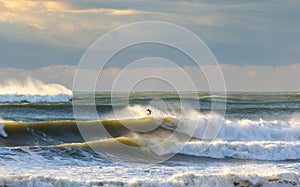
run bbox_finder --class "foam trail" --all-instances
[0,78,72,96]
[216,118,300,141]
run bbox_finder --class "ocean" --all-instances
[0,92,299,187]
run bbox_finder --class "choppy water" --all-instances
[0,92,299,187]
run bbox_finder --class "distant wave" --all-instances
[0,78,72,96]
[0,94,72,103]
[0,78,72,103]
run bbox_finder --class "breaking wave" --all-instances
[0,79,72,103]
[1,112,299,161]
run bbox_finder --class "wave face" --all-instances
[0,92,299,187]
[1,116,299,161]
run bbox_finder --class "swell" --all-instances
[2,137,299,163]
[0,121,85,146]
[2,91,299,104]
[0,118,176,147]
[72,138,300,161]
[1,115,300,161]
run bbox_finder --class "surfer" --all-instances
[146,108,152,116]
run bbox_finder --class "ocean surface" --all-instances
[0,91,299,187]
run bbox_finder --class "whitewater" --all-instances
[0,79,72,103]
[0,85,299,187]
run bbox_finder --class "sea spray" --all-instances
[0,124,7,138]
[0,78,72,103]
[0,78,72,96]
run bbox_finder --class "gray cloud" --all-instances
[0,64,299,91]
[0,0,299,69]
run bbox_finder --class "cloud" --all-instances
[0,0,300,68]
[0,0,38,11]
[246,70,256,78]
[43,1,69,11]
[58,8,155,15]
[0,64,300,91]
[27,22,46,31]
[0,0,161,49]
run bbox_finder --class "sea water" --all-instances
[0,92,299,187]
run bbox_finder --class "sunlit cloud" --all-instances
[0,0,158,44]
[59,8,154,15]
[0,0,38,11]
[109,9,147,15]
[43,1,69,11]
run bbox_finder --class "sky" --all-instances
[0,0,300,91]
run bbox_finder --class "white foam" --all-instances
[0,78,72,96]
[215,118,300,141]
[0,124,7,138]
[0,164,299,187]
[0,144,299,186]
[158,111,300,142]
[179,140,300,160]
[143,138,300,161]
[107,106,300,142]
[174,114,300,141]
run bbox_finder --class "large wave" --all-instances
[0,79,72,103]
[1,115,299,161]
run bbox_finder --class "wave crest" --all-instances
[0,78,72,96]
[0,79,72,103]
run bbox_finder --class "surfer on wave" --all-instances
[146,108,152,116]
